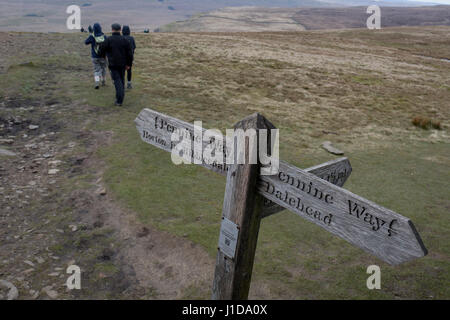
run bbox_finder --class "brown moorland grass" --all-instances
[0,26,449,299]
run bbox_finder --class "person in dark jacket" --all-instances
[98,23,133,106]
[122,25,136,89]
[85,23,107,89]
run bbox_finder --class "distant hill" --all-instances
[321,0,446,6]
[0,0,445,32]
[155,7,307,32]
[155,5,450,32]
[293,5,450,30]
[0,0,327,32]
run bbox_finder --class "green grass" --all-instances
[1,30,449,299]
[91,82,449,299]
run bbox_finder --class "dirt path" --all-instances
[3,28,448,300]
[0,96,215,300]
[0,32,215,300]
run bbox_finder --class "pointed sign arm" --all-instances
[257,161,428,265]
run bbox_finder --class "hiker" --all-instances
[122,25,136,89]
[84,23,107,89]
[98,23,133,106]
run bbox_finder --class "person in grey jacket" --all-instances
[85,23,107,89]
[122,25,136,89]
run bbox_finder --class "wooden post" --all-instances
[212,113,276,300]
[135,107,427,297]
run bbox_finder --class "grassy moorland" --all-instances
[157,6,450,32]
[0,27,449,299]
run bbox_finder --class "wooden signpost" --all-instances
[261,157,352,218]
[135,108,427,300]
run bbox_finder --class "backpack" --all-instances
[93,35,105,55]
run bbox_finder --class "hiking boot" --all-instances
[101,80,106,87]
[114,101,122,107]
[127,82,132,89]
[95,82,100,90]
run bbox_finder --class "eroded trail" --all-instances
[0,32,215,300]
[1,28,449,300]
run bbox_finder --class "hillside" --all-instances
[156,5,450,32]
[293,5,450,29]
[0,0,327,32]
[1,26,449,299]
[155,7,307,32]
[0,0,446,32]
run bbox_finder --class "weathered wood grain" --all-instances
[135,108,352,216]
[135,108,229,175]
[261,158,352,218]
[257,162,428,265]
[212,113,275,300]
[135,108,428,265]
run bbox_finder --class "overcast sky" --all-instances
[409,0,450,4]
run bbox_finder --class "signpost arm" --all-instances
[261,157,352,218]
[212,113,275,300]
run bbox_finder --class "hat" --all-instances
[111,23,121,31]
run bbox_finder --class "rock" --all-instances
[321,141,344,155]
[48,169,60,175]
[48,160,62,166]
[35,257,45,264]
[93,221,103,228]
[71,156,87,166]
[29,289,39,299]
[42,286,58,299]
[43,153,53,159]
[48,272,60,277]
[0,148,16,157]
[137,227,150,238]
[28,125,39,130]
[24,260,35,267]
[0,139,14,144]
[69,225,78,232]
[101,248,115,261]
[0,280,19,300]
[96,188,107,196]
